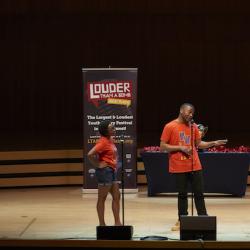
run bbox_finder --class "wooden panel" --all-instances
[0,150,83,161]
[137,175,147,184]
[0,163,83,174]
[137,162,144,171]
[0,176,83,187]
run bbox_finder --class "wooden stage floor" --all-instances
[1,185,250,248]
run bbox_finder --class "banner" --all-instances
[82,68,138,191]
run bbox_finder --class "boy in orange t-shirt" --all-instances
[160,103,227,231]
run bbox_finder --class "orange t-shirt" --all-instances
[160,119,202,173]
[94,136,118,170]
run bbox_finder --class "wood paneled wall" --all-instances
[0,149,249,188]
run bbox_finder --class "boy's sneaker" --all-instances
[171,220,180,231]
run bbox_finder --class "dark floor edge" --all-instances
[0,239,250,249]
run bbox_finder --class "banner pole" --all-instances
[121,138,125,225]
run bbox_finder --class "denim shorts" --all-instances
[95,167,117,186]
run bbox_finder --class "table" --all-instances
[141,152,250,197]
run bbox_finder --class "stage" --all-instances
[0,185,250,249]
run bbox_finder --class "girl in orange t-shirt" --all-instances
[88,120,122,226]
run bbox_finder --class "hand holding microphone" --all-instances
[180,145,192,155]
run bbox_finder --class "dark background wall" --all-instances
[0,0,250,150]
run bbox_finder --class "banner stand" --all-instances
[83,68,138,193]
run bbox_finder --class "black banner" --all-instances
[83,68,138,191]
